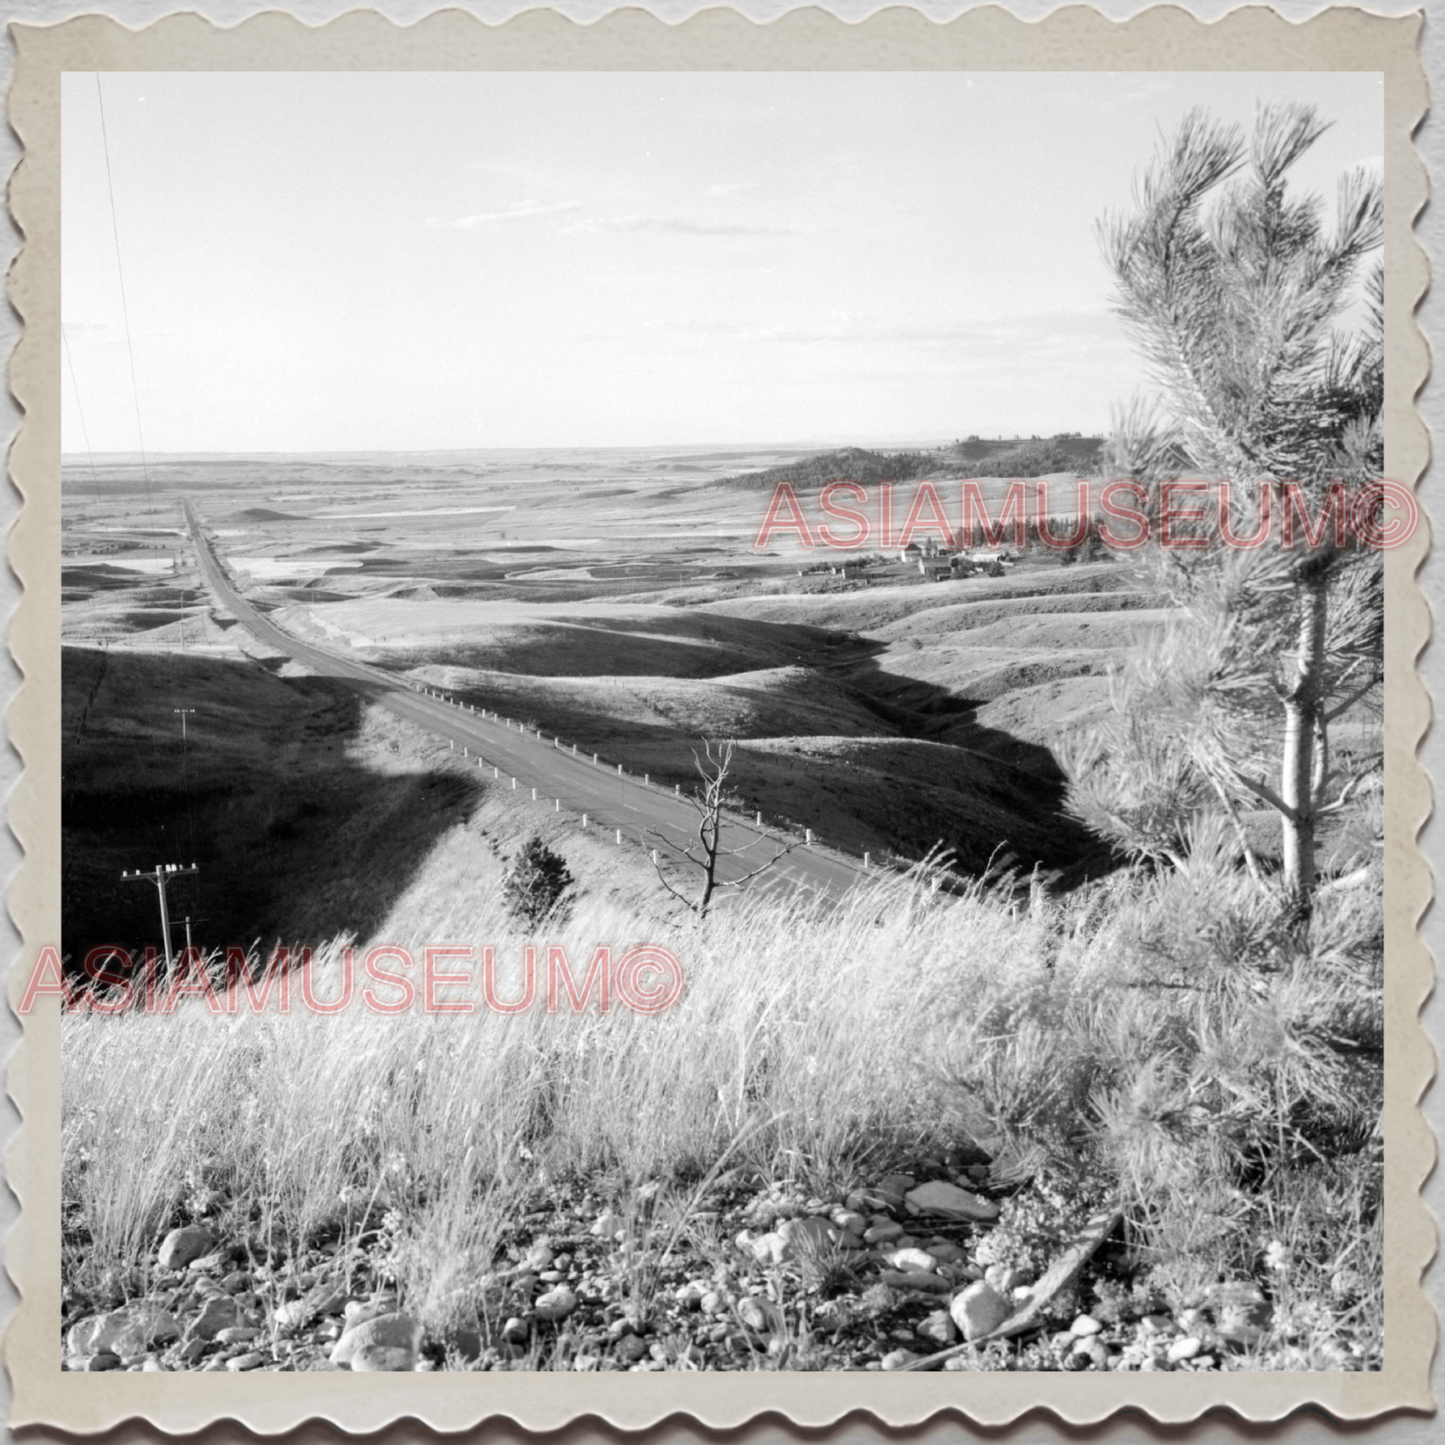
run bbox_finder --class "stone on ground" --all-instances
[949,1280,1013,1341]
[157,1224,216,1270]
[330,1312,423,1369]
[67,1301,179,1358]
[534,1286,578,1322]
[904,1181,999,1222]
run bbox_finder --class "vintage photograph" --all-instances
[51,66,1393,1377]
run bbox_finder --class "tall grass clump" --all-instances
[63,826,1381,1361]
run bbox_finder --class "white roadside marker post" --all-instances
[864,852,871,868]
[615,829,622,845]
[756,811,763,826]
[617,763,623,775]
[806,829,814,846]
[512,777,517,790]
[555,799,560,812]
[582,814,588,827]
[532,788,537,801]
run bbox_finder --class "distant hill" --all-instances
[717,447,939,492]
[718,437,1106,490]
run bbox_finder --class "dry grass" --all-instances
[62,840,1383,1365]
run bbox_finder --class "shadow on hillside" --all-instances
[61,646,485,977]
[405,614,1120,889]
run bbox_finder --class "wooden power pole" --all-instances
[121,862,198,970]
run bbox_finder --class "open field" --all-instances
[62,447,1139,968]
[59,447,1384,1375]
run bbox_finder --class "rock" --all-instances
[745,1232,786,1265]
[187,1251,233,1273]
[880,1347,920,1370]
[591,1210,624,1239]
[344,1297,400,1327]
[776,1216,837,1258]
[501,1316,530,1344]
[949,1281,1013,1342]
[888,1248,937,1274]
[220,1271,252,1294]
[273,1299,312,1331]
[187,1296,245,1341]
[832,1210,867,1235]
[736,1297,772,1333]
[330,1312,423,1369]
[1168,1336,1203,1363]
[916,1309,957,1347]
[904,1181,999,1222]
[534,1286,578,1322]
[1070,1314,1103,1337]
[615,1334,651,1364]
[524,1244,556,1271]
[699,1291,724,1316]
[1072,1336,1108,1368]
[64,1354,115,1372]
[142,1357,167,1371]
[879,1270,951,1295]
[1208,1281,1273,1347]
[157,1225,216,1271]
[1139,1314,1174,1336]
[985,1263,1030,1293]
[863,1222,903,1244]
[214,1327,259,1345]
[878,1173,915,1195]
[177,1338,209,1364]
[67,1301,180,1358]
[225,1351,266,1371]
[351,1345,418,1371]
[928,1242,967,1264]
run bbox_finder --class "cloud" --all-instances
[441,199,583,229]
[560,214,798,237]
[707,181,762,197]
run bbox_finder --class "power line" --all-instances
[94,73,151,499]
[61,324,102,502]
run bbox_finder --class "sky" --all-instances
[60,70,1383,455]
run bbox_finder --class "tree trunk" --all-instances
[1280,571,1328,903]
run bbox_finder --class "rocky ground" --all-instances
[63,1150,1319,1374]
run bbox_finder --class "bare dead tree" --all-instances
[646,739,799,919]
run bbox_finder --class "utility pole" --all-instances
[121,863,198,970]
[173,707,195,742]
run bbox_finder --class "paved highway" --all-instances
[181,501,870,907]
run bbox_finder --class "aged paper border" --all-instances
[4,3,1432,1434]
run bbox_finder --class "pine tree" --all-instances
[501,835,576,928]
[1064,103,1384,909]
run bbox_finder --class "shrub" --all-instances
[501,835,575,928]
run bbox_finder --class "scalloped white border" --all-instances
[3,4,1433,1434]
